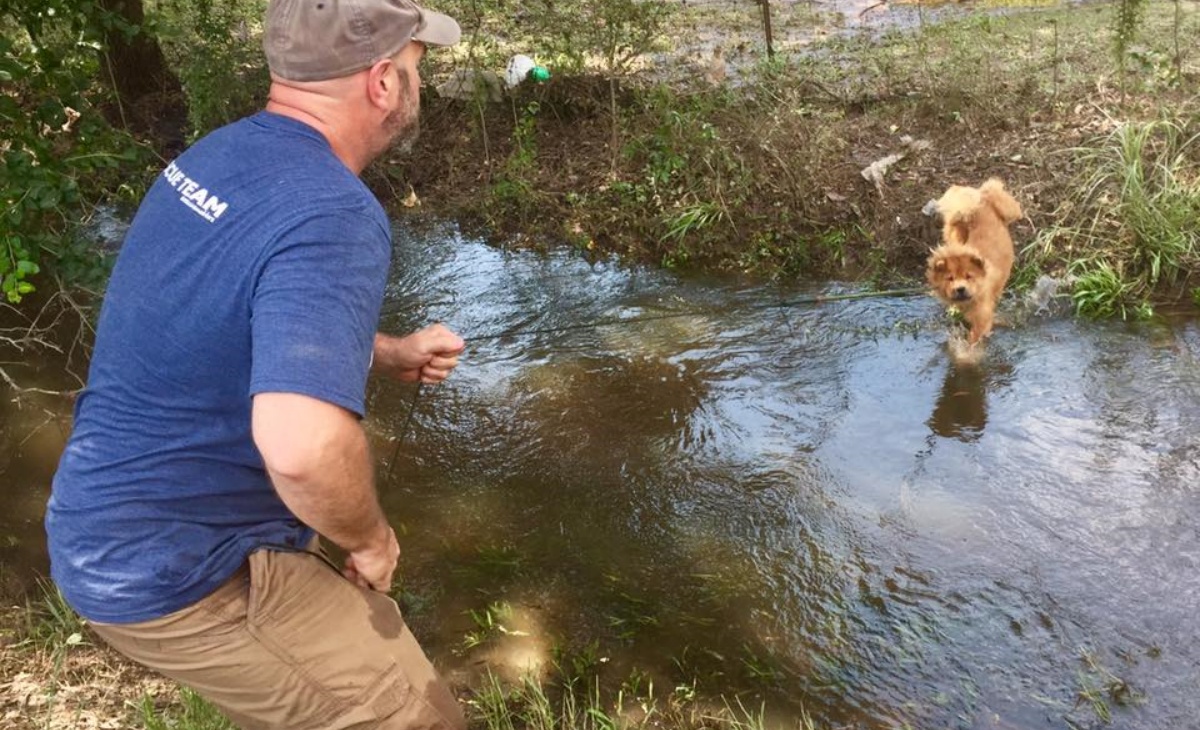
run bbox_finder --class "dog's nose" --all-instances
[953,286,970,301]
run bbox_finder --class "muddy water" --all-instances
[4,222,1200,728]
[668,0,1084,64]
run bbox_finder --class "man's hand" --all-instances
[372,323,464,383]
[342,522,400,592]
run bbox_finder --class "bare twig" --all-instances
[1,283,96,389]
[17,412,60,449]
[1,302,62,354]
[859,0,887,19]
[0,365,79,399]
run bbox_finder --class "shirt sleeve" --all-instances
[248,210,391,417]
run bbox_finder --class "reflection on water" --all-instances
[0,382,70,594]
[930,361,990,440]
[4,221,1200,729]
[928,355,1014,442]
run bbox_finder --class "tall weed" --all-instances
[22,578,87,652]
[1037,118,1200,314]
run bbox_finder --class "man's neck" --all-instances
[265,89,369,175]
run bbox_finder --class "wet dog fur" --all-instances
[926,178,1022,345]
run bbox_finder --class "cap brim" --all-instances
[414,10,461,47]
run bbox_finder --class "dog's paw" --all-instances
[947,335,986,366]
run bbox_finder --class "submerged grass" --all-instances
[1065,647,1147,728]
[468,669,812,730]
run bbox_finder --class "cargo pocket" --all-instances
[246,548,411,725]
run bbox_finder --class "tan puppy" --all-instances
[926,178,1022,345]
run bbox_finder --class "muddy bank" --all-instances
[376,2,1199,294]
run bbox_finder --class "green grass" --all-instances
[21,577,88,653]
[467,669,810,730]
[138,688,236,730]
[1069,260,1154,320]
[1035,117,1200,316]
[1079,120,1199,283]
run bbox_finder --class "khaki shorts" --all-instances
[91,545,466,730]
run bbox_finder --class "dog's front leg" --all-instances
[968,303,995,345]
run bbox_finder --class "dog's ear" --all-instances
[933,257,947,271]
[970,254,986,272]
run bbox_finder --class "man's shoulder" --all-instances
[168,115,387,230]
[187,115,341,178]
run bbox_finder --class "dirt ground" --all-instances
[377,1,1198,291]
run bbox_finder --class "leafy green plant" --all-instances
[1008,259,1046,295]
[1,236,40,303]
[467,665,784,730]
[468,672,516,730]
[1039,118,1199,315]
[661,202,726,247]
[1127,47,1181,88]
[12,579,90,726]
[1091,121,1200,286]
[816,229,849,272]
[527,0,675,170]
[739,645,783,687]
[551,639,606,684]
[1069,261,1151,320]
[474,543,525,579]
[1113,0,1149,97]
[641,110,689,194]
[489,102,542,220]
[0,17,150,307]
[624,93,744,269]
[155,0,269,135]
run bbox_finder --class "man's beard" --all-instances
[383,103,420,155]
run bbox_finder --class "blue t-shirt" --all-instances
[45,112,392,623]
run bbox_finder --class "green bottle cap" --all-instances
[529,66,551,83]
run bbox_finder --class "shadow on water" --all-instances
[5,221,1200,729]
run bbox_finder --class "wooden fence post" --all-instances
[760,0,775,60]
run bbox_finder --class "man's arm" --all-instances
[251,391,398,591]
[372,323,464,383]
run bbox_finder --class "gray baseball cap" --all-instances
[264,0,461,82]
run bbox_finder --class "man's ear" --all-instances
[365,58,395,111]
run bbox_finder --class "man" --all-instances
[44,0,468,727]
